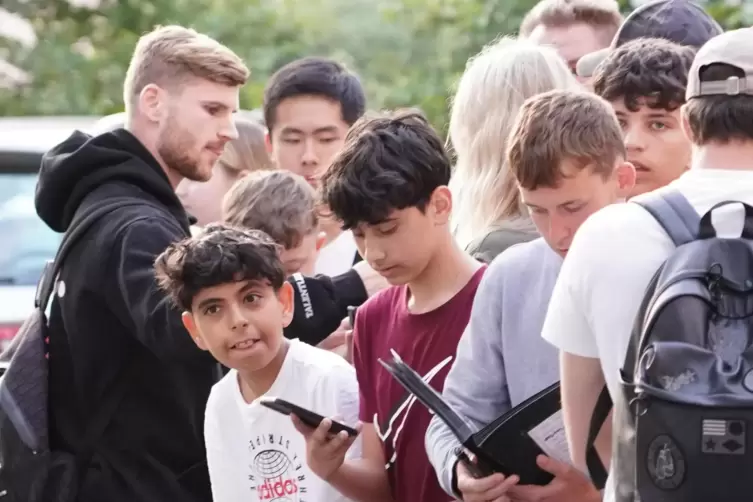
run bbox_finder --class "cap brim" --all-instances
[576,48,610,79]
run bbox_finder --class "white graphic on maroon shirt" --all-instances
[375,350,454,468]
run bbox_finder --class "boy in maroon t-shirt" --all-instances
[291,109,485,502]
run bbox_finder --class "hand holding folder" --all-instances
[379,350,571,486]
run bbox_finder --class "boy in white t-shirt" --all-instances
[155,223,361,502]
[541,28,753,501]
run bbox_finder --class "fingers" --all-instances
[457,461,519,501]
[294,416,357,453]
[290,414,314,437]
[535,455,571,478]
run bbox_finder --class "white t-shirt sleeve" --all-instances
[541,220,600,358]
[543,202,676,398]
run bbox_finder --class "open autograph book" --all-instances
[379,350,573,486]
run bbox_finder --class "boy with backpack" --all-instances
[154,224,361,502]
[542,28,753,501]
[292,110,485,501]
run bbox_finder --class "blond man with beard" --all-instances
[34,25,248,502]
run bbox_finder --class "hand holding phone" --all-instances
[264,397,362,482]
[259,397,359,437]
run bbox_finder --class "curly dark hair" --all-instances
[154,223,285,312]
[593,38,696,112]
[320,109,452,230]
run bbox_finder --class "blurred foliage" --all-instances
[0,0,750,134]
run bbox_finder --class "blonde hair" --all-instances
[218,117,273,174]
[519,0,622,44]
[448,37,581,250]
[123,25,249,114]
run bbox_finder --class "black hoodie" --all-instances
[36,129,220,502]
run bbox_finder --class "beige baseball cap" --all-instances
[686,28,753,100]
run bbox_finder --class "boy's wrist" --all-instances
[325,461,348,484]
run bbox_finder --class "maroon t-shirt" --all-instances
[352,266,486,502]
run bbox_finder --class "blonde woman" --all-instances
[177,116,273,228]
[448,36,581,262]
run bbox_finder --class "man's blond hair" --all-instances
[123,25,249,113]
[506,89,625,190]
[519,0,623,45]
[222,171,318,250]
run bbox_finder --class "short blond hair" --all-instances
[507,89,625,190]
[222,171,318,250]
[520,0,622,45]
[123,25,249,113]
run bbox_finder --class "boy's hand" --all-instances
[508,455,601,502]
[456,458,519,502]
[291,414,362,481]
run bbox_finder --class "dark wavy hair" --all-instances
[320,109,452,230]
[593,37,696,112]
[154,223,285,312]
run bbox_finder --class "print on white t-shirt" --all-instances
[204,339,360,502]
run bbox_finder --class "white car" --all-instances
[0,116,102,352]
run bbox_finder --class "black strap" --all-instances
[35,197,146,312]
[585,385,612,489]
[698,200,753,240]
[632,189,700,247]
[37,198,165,486]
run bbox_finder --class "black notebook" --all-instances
[379,350,571,486]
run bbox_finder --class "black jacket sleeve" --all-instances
[283,268,368,346]
[107,217,213,363]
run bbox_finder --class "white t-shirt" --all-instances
[204,339,361,502]
[315,230,359,276]
[542,168,753,501]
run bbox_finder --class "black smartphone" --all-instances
[347,306,357,327]
[259,397,359,437]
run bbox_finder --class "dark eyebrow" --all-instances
[196,297,221,312]
[195,280,266,311]
[280,125,340,136]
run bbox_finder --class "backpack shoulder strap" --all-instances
[632,189,700,247]
[34,198,163,312]
[586,385,612,489]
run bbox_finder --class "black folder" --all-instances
[379,351,569,486]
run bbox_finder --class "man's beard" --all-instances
[157,122,210,182]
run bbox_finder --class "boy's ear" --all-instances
[430,186,453,225]
[615,161,636,198]
[278,281,295,328]
[182,312,208,351]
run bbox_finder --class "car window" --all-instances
[0,174,62,286]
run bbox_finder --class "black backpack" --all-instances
[0,198,146,502]
[587,190,753,502]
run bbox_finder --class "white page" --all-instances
[526,410,572,465]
